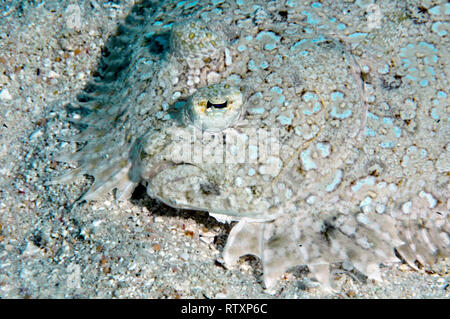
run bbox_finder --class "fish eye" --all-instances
[207,100,228,110]
[185,83,243,132]
[170,20,225,61]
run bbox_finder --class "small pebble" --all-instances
[180,252,189,261]
[0,88,12,100]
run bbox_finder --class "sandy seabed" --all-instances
[0,0,448,298]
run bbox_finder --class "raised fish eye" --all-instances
[185,83,243,132]
[170,20,225,61]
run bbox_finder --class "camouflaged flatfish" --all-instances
[52,0,449,289]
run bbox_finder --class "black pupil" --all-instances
[207,100,228,109]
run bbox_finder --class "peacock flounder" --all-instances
[53,0,449,290]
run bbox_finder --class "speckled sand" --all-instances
[0,0,448,298]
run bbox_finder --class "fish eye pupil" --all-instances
[207,100,228,109]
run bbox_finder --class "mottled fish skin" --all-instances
[54,0,449,290]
